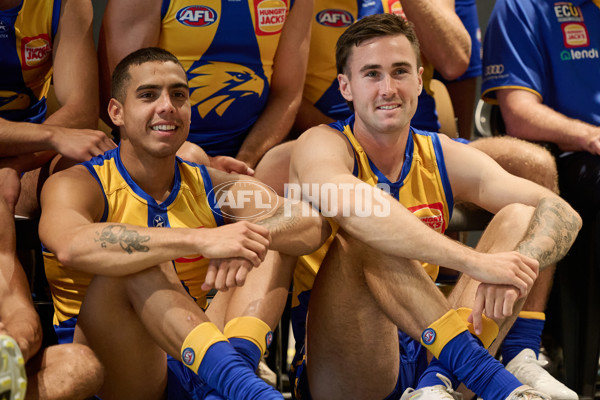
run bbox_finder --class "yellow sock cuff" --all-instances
[181,322,228,372]
[224,316,272,356]
[456,307,499,349]
[421,309,468,358]
[518,311,545,320]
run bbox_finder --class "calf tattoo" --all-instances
[517,197,581,268]
[95,225,150,254]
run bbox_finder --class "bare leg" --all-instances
[25,344,103,400]
[307,230,450,400]
[74,262,211,399]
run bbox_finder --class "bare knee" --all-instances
[471,136,558,193]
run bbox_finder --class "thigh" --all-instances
[75,275,168,400]
[306,233,401,400]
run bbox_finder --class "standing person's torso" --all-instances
[159,0,293,155]
[0,0,59,123]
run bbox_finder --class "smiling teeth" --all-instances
[152,124,176,131]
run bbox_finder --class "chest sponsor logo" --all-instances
[562,22,589,48]
[316,9,354,27]
[188,61,265,117]
[560,47,599,61]
[21,34,51,70]
[407,202,446,232]
[254,0,287,35]
[553,2,584,23]
[176,5,217,27]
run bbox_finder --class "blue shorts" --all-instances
[290,330,428,400]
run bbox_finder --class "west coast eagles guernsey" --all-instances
[43,147,224,339]
[159,0,295,156]
[0,0,60,123]
[291,114,454,344]
[481,0,600,127]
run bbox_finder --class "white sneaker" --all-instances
[0,335,27,400]
[505,349,578,400]
[505,385,551,400]
[400,374,462,400]
[257,358,277,388]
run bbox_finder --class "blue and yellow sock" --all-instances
[181,322,281,400]
[224,316,273,370]
[420,310,521,400]
[501,311,545,365]
[417,308,499,390]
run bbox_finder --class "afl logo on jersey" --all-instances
[176,5,217,27]
[316,9,354,27]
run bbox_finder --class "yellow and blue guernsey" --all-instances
[0,0,60,123]
[159,0,295,156]
[306,0,440,132]
[290,114,454,380]
[43,147,225,344]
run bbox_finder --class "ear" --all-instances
[417,66,424,95]
[107,98,125,126]
[337,73,353,102]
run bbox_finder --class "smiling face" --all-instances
[337,34,423,137]
[108,60,191,159]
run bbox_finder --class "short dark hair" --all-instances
[336,13,421,77]
[111,47,186,102]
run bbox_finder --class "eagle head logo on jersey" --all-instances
[187,61,266,118]
[0,91,31,111]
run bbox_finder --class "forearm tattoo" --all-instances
[517,197,581,268]
[95,225,150,254]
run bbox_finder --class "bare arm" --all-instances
[98,0,162,122]
[498,88,600,155]
[39,166,270,276]
[443,134,581,269]
[402,0,471,80]
[207,167,331,256]
[235,0,313,167]
[293,97,336,135]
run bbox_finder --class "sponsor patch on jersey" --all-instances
[422,328,436,345]
[21,34,51,70]
[553,2,584,23]
[254,0,288,36]
[182,347,195,365]
[176,5,217,27]
[407,202,446,232]
[315,9,354,27]
[388,0,406,19]
[562,22,589,48]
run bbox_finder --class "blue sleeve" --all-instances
[481,0,547,103]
